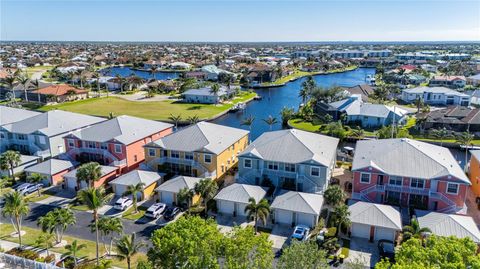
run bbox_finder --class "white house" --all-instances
[401,86,470,106]
[271,191,324,228]
[182,86,236,104]
[214,183,267,217]
[416,210,480,243]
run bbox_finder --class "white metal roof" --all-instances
[0,106,40,126]
[24,159,74,176]
[349,201,402,230]
[416,210,480,243]
[155,175,202,193]
[109,170,163,187]
[214,183,267,204]
[271,191,324,215]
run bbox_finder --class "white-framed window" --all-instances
[67,139,75,148]
[360,173,371,184]
[446,182,459,195]
[148,148,156,157]
[285,163,296,172]
[311,166,320,177]
[204,154,212,164]
[389,176,402,186]
[267,161,279,171]
[410,178,425,189]
[243,158,252,169]
[185,152,194,160]
[171,151,180,159]
[114,144,122,154]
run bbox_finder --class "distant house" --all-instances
[429,75,466,88]
[401,86,470,106]
[32,84,88,104]
[169,62,191,70]
[24,159,75,186]
[467,74,480,86]
[201,65,233,81]
[109,170,164,199]
[246,64,278,84]
[182,86,236,104]
[343,84,374,102]
[419,106,480,132]
[0,154,40,177]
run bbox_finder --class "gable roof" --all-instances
[403,86,469,97]
[271,191,323,215]
[155,175,202,193]
[352,138,469,183]
[148,121,249,155]
[109,170,163,187]
[69,115,172,145]
[24,159,74,176]
[63,165,118,179]
[239,129,338,166]
[33,84,88,96]
[2,110,105,137]
[416,210,480,243]
[0,106,40,126]
[214,183,267,204]
[349,201,402,230]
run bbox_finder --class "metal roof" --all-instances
[416,210,480,243]
[24,159,74,176]
[63,165,118,179]
[271,190,324,215]
[155,175,202,193]
[349,201,402,230]
[109,170,163,187]
[214,183,267,204]
[0,106,40,126]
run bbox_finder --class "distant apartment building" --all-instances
[328,50,391,59]
[291,50,321,58]
[401,86,470,106]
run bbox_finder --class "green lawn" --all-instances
[25,193,53,203]
[0,223,147,269]
[261,66,358,87]
[288,118,322,132]
[413,136,480,146]
[122,207,146,220]
[71,204,90,211]
[25,66,53,77]
[37,92,257,121]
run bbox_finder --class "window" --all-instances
[148,148,156,157]
[17,134,26,140]
[185,152,193,160]
[38,136,46,145]
[67,139,75,148]
[389,176,402,186]
[267,162,279,171]
[244,158,252,168]
[204,154,212,163]
[171,151,180,159]
[410,178,425,189]
[114,144,122,154]
[100,143,108,150]
[446,183,459,195]
[134,155,138,162]
[285,163,296,172]
[360,173,371,184]
[311,167,320,177]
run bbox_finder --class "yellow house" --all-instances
[144,121,249,180]
[469,150,480,197]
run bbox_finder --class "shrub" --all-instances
[6,247,39,260]
[325,227,337,238]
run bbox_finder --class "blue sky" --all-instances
[1,0,479,42]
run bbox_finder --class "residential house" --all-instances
[349,201,402,242]
[416,210,480,243]
[182,86,236,104]
[468,150,480,198]
[32,84,89,104]
[214,183,267,217]
[63,165,119,190]
[429,75,466,88]
[271,190,324,228]
[201,65,233,81]
[143,122,249,180]
[401,86,470,106]
[1,110,105,159]
[0,154,40,177]
[237,129,339,193]
[343,84,373,102]
[154,175,202,206]
[109,170,164,199]
[467,74,480,86]
[246,64,278,85]
[24,159,75,186]
[64,115,173,173]
[0,107,40,149]
[418,106,480,132]
[352,138,471,213]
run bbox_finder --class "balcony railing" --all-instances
[384,184,430,196]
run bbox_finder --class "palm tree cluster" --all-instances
[37,207,76,245]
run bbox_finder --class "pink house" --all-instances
[63,115,173,173]
[352,138,470,214]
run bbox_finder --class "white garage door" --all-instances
[236,203,247,217]
[218,200,235,215]
[66,177,77,190]
[275,209,293,225]
[351,223,371,239]
[296,213,315,227]
[114,185,127,197]
[160,192,175,205]
[375,227,395,241]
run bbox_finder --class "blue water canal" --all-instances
[100,66,181,80]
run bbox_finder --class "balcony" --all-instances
[384,184,430,196]
[67,147,123,167]
[147,156,214,178]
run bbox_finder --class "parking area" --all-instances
[215,214,253,234]
[269,224,292,250]
[347,237,380,268]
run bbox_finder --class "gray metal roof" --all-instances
[182,86,234,97]
[148,121,249,155]
[403,86,469,97]
[214,183,267,204]
[0,106,40,126]
[349,201,402,230]
[416,210,480,243]
[2,110,105,137]
[109,170,163,187]
[239,129,339,166]
[271,191,323,215]
[70,115,172,145]
[24,159,74,175]
[352,138,469,183]
[155,175,202,193]
[63,165,118,179]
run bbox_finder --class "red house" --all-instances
[64,115,173,173]
[351,138,470,214]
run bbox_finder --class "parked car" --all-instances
[378,240,395,262]
[291,225,310,241]
[114,197,133,211]
[15,183,32,193]
[163,206,181,221]
[145,203,167,219]
[21,183,43,195]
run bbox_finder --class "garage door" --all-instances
[160,192,174,205]
[351,223,371,239]
[275,209,293,225]
[114,185,127,197]
[375,227,395,241]
[66,177,77,190]
[218,200,235,214]
[296,213,315,227]
[236,203,247,217]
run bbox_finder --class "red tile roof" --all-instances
[33,84,88,96]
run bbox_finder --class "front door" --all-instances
[377,175,384,185]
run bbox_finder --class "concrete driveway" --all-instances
[269,225,292,250]
[347,237,380,268]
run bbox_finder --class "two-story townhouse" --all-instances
[0,106,41,152]
[1,110,105,159]
[143,122,249,180]
[352,138,470,213]
[63,115,173,173]
[237,129,339,194]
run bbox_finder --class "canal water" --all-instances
[100,66,180,80]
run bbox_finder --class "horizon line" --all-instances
[1,40,480,44]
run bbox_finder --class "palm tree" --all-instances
[177,187,194,209]
[333,204,351,234]
[124,183,145,213]
[76,162,102,188]
[298,88,309,106]
[31,79,42,103]
[17,75,30,102]
[194,178,218,216]
[63,240,86,267]
[115,74,125,93]
[241,115,255,132]
[115,233,145,269]
[244,198,270,234]
[350,126,365,139]
[187,115,200,125]
[456,132,474,171]
[431,127,450,146]
[0,150,21,181]
[209,83,221,104]
[35,232,55,256]
[94,217,123,256]
[127,75,144,91]
[168,114,182,130]
[3,70,19,103]
[77,187,114,265]
[150,66,158,81]
[92,72,101,97]
[27,173,44,196]
[263,115,278,131]
[324,185,345,223]
[280,107,295,126]
[2,191,29,247]
[402,218,431,242]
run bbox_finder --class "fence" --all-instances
[0,252,64,269]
